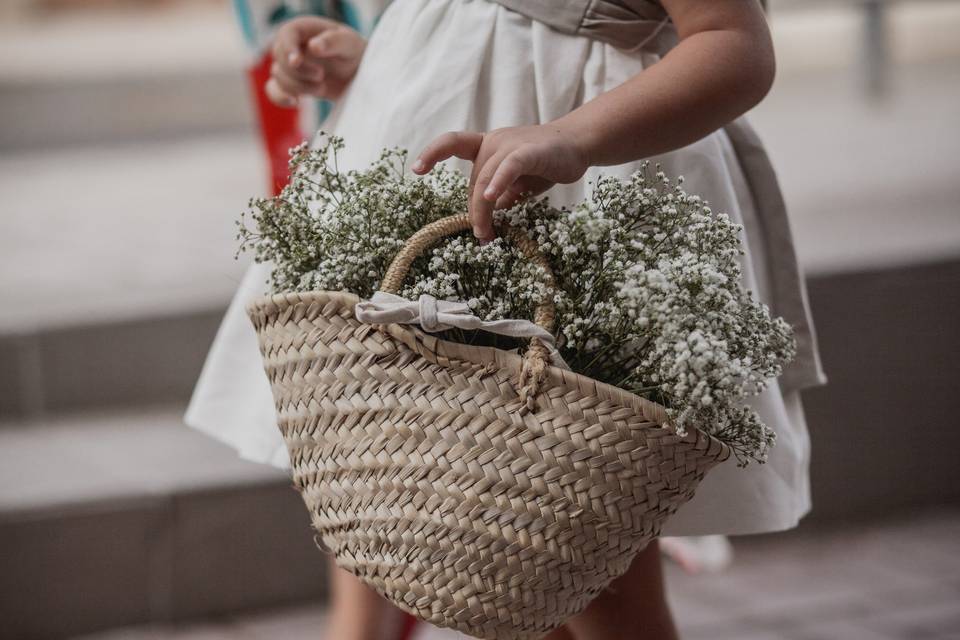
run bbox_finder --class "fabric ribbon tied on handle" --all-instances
[355,291,571,370]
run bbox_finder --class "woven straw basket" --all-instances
[247,214,731,640]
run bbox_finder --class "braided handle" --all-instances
[379,213,557,410]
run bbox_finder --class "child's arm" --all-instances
[557,0,775,166]
[413,0,775,242]
[266,16,367,107]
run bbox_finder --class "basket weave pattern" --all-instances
[248,289,731,640]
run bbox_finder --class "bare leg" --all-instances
[543,625,577,640]
[562,539,679,640]
[324,557,406,640]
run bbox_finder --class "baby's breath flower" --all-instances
[237,135,796,466]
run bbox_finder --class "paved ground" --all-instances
[73,506,960,640]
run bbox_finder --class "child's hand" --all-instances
[412,125,589,243]
[266,16,366,107]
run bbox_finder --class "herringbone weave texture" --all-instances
[247,290,730,640]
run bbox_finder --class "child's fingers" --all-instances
[307,28,364,60]
[494,181,530,210]
[273,16,344,71]
[286,57,326,83]
[413,131,484,174]
[472,147,510,205]
[273,26,308,69]
[265,77,298,108]
[482,147,539,202]
[470,150,509,242]
[271,61,323,98]
[470,194,496,243]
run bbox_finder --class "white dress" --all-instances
[186,0,829,536]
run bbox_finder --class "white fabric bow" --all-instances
[354,291,570,370]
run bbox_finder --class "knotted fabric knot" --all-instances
[417,293,457,331]
[354,291,571,370]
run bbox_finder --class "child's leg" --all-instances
[325,557,404,640]
[544,625,577,640]
[562,539,679,640]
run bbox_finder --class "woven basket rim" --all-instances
[246,289,732,460]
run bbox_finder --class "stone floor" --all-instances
[74,506,960,640]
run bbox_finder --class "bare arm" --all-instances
[557,0,776,166]
[415,0,776,241]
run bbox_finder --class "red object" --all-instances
[396,611,419,640]
[248,51,305,196]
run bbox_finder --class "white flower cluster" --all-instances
[237,135,797,465]
[239,135,468,298]
[399,236,552,323]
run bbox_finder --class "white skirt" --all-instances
[187,0,817,536]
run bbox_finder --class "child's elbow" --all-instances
[740,30,776,109]
[752,45,776,104]
[751,21,777,103]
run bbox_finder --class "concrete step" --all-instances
[0,406,329,640]
[0,306,226,421]
[0,71,253,151]
[801,259,960,522]
[0,4,252,150]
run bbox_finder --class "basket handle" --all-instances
[379,213,557,409]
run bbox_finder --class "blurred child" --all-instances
[194,1,828,637]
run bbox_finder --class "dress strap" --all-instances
[723,118,830,393]
[489,0,675,53]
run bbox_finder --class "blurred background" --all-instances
[0,0,958,639]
